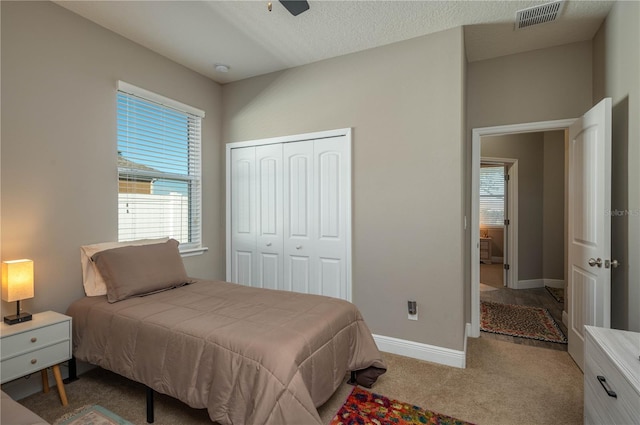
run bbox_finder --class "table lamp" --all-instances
[2,259,35,325]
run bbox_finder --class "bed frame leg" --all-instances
[146,386,154,423]
[347,371,357,385]
[63,357,78,384]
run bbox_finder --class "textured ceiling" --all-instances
[54,0,614,84]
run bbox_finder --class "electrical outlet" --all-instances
[407,300,417,320]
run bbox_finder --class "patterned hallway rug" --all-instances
[331,386,474,425]
[481,301,567,344]
[54,405,133,425]
[545,286,565,303]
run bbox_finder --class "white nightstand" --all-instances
[0,310,72,406]
[480,237,492,264]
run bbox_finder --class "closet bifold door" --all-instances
[230,147,257,286]
[255,144,284,290]
[313,137,348,299]
[230,145,285,289]
[283,138,348,298]
[283,141,315,294]
[228,129,351,300]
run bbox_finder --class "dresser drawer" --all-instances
[0,320,70,359]
[0,340,71,383]
[585,331,640,424]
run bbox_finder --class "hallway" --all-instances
[480,263,567,351]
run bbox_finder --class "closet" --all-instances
[225,129,352,301]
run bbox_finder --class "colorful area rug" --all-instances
[545,286,565,303]
[480,300,567,344]
[331,386,474,425]
[54,405,133,425]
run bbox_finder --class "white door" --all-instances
[230,147,257,285]
[283,141,315,294]
[256,144,284,290]
[314,137,349,299]
[567,97,612,370]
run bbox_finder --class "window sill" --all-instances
[180,246,208,257]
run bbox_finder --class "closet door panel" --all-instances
[234,251,254,286]
[284,141,316,293]
[288,256,310,293]
[314,137,348,299]
[256,145,283,289]
[318,257,341,297]
[259,253,280,290]
[230,147,257,285]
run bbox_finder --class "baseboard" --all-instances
[513,279,565,290]
[514,279,545,289]
[544,279,565,289]
[373,334,466,369]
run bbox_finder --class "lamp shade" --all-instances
[1,259,34,302]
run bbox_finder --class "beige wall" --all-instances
[1,1,224,317]
[465,41,593,323]
[593,0,640,331]
[467,41,593,130]
[542,131,565,281]
[223,28,467,350]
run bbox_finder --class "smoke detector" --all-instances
[215,64,230,73]
[515,1,565,30]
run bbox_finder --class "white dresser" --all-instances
[584,325,640,425]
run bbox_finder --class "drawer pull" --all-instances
[597,375,617,398]
[30,359,38,365]
[31,337,37,343]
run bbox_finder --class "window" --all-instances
[479,165,505,227]
[117,81,204,252]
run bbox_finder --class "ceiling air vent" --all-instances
[515,1,565,30]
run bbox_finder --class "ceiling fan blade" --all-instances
[279,0,309,16]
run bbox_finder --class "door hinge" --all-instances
[504,174,510,181]
[504,263,510,270]
[504,219,510,226]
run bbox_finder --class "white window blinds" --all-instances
[479,165,505,227]
[116,82,204,251]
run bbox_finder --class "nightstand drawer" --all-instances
[0,340,71,383]
[0,321,70,359]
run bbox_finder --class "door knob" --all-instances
[605,259,619,269]
[588,257,603,268]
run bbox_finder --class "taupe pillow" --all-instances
[92,239,189,303]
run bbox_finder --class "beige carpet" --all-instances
[16,337,583,425]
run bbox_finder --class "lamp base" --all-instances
[4,312,32,325]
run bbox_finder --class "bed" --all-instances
[66,239,386,424]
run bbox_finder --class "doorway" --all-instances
[479,158,517,290]
[477,132,568,350]
[469,119,575,339]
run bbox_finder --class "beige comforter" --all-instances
[67,279,386,424]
